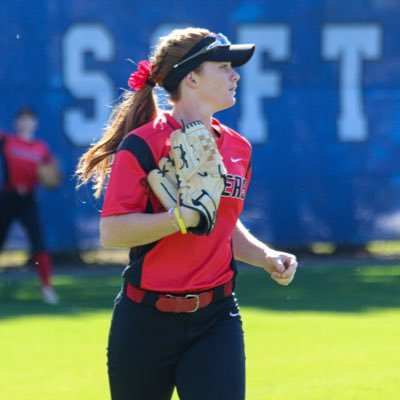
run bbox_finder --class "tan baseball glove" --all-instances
[148,120,226,235]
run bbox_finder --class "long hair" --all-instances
[75,27,210,198]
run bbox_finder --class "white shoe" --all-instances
[42,286,60,305]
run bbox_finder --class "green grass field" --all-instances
[1,257,399,399]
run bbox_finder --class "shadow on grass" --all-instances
[236,258,400,313]
[0,258,399,320]
[0,266,123,320]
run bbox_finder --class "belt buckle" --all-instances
[166,294,200,313]
[185,294,200,313]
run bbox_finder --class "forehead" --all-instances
[17,113,36,120]
[199,61,232,70]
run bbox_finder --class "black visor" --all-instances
[163,33,255,92]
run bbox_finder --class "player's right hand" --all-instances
[263,250,298,286]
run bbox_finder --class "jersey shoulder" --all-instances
[33,138,50,150]
[119,114,176,157]
[116,114,176,173]
[212,118,252,151]
[126,114,174,142]
[0,131,12,141]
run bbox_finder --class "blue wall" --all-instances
[1,0,400,250]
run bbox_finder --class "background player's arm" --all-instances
[100,208,199,248]
[232,219,298,286]
[37,142,62,189]
[38,159,62,189]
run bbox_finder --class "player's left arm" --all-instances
[232,219,298,286]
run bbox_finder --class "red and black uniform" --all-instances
[102,112,251,293]
[105,113,252,400]
[0,131,54,286]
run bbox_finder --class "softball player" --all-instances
[0,108,59,304]
[76,27,297,400]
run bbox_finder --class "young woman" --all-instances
[0,108,60,304]
[76,27,298,400]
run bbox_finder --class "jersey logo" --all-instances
[9,147,43,162]
[231,157,242,163]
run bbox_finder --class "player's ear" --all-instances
[184,72,198,88]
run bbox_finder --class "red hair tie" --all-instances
[128,60,155,91]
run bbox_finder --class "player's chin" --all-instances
[228,93,237,106]
[217,97,236,112]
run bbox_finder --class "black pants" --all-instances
[0,190,45,252]
[107,290,245,400]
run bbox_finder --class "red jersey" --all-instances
[102,113,252,293]
[0,132,53,193]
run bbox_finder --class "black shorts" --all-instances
[107,289,245,400]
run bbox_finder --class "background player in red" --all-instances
[76,27,298,400]
[0,108,60,304]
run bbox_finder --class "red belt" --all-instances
[125,281,233,313]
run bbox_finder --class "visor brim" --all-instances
[206,44,255,67]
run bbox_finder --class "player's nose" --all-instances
[231,69,240,82]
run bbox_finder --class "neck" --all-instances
[17,131,34,141]
[171,102,213,132]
